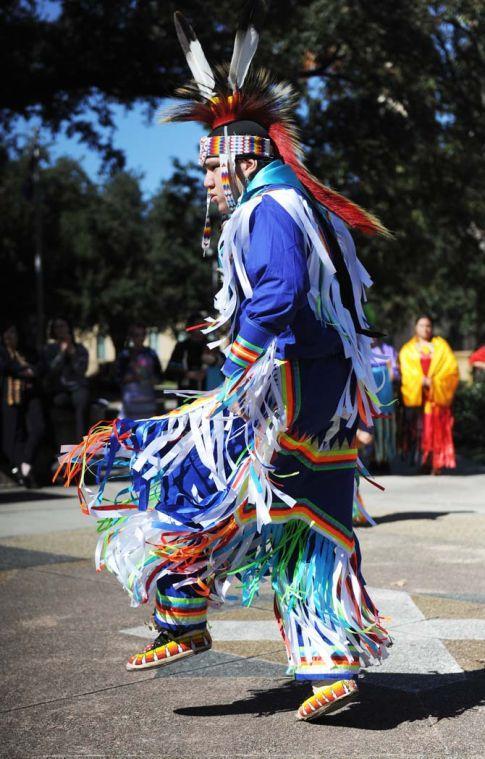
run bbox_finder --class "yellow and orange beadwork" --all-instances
[126,630,212,671]
[297,679,358,721]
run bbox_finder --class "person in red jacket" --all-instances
[469,343,485,381]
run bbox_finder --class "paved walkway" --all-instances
[0,477,484,757]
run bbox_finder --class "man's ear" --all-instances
[238,158,258,179]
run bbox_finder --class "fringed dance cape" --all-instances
[58,164,382,606]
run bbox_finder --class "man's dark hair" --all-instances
[236,154,274,178]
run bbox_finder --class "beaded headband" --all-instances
[199,134,274,165]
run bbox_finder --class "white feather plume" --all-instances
[228,25,260,90]
[174,12,215,97]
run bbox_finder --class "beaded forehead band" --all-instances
[199,134,274,165]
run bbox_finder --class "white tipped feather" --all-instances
[174,12,215,96]
[228,26,260,90]
[228,1,264,90]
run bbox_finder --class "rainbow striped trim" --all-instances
[228,335,265,369]
[295,663,360,680]
[294,649,360,680]
[236,498,354,553]
[296,648,360,668]
[154,592,208,629]
[199,135,274,165]
[280,361,301,428]
[296,658,360,670]
[279,433,358,472]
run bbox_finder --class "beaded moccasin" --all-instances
[297,679,358,721]
[126,629,212,671]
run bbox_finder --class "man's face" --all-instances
[415,318,433,341]
[203,158,230,215]
[131,327,146,348]
[203,156,259,215]
[53,319,70,342]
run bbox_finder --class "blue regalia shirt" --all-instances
[223,161,343,377]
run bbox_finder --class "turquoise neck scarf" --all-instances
[240,160,306,204]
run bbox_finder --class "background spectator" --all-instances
[116,324,162,419]
[468,341,485,382]
[399,316,459,475]
[42,318,89,441]
[0,324,45,487]
[369,339,400,473]
[201,346,224,390]
[165,314,208,392]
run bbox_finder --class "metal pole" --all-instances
[32,139,44,352]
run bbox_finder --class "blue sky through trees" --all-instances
[14,102,204,196]
[23,1,205,195]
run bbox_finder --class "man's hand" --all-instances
[230,399,249,421]
[356,429,373,446]
[60,338,75,355]
[422,376,432,388]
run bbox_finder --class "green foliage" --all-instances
[299,0,485,341]
[147,161,214,324]
[0,151,212,351]
[0,150,37,322]
[1,1,484,347]
[454,381,485,461]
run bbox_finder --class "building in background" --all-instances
[75,326,176,377]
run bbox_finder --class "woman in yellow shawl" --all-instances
[399,316,459,474]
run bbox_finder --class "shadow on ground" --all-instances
[388,455,485,477]
[0,545,83,570]
[174,670,485,728]
[0,489,70,504]
[369,510,475,526]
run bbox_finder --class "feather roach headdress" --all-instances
[162,2,389,245]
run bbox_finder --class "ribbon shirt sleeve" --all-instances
[223,194,309,377]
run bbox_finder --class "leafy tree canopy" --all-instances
[1,1,484,347]
[0,151,212,351]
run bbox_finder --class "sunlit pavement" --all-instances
[1,475,484,758]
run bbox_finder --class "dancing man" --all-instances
[60,6,391,721]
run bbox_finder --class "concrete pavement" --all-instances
[0,476,484,757]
